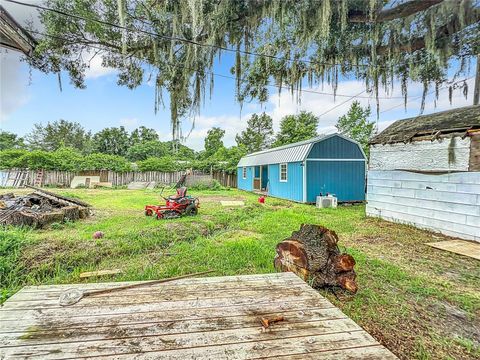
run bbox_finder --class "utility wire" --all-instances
[23,29,420,101]
[318,90,368,118]
[379,76,474,114]
[6,0,371,69]
[7,0,476,73]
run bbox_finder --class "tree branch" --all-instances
[349,0,444,23]
[376,9,480,55]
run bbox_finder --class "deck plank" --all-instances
[0,272,397,359]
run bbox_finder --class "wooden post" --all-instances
[474,55,480,106]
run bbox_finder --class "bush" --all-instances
[16,150,56,170]
[82,153,132,172]
[189,179,223,191]
[0,149,28,169]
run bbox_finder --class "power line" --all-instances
[318,90,368,118]
[23,28,421,101]
[7,0,476,75]
[25,29,473,112]
[6,0,371,69]
[379,76,474,114]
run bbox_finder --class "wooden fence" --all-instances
[1,169,237,188]
[212,171,237,188]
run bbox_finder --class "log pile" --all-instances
[274,224,358,293]
[0,188,90,228]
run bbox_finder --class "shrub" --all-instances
[83,153,132,172]
[16,150,56,170]
[0,149,28,169]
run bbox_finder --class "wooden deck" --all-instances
[0,272,397,359]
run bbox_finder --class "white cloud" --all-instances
[83,51,117,79]
[0,50,30,122]
[265,77,476,135]
[119,117,139,129]
[182,113,252,151]
[180,76,476,151]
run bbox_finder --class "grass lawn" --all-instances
[1,188,479,359]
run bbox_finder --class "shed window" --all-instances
[279,163,288,182]
[242,167,247,179]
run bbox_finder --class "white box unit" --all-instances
[316,195,338,209]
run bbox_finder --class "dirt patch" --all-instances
[226,229,260,239]
[427,301,480,345]
[199,195,247,203]
[21,237,116,273]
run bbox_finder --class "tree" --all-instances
[28,1,478,138]
[126,140,166,161]
[204,127,225,157]
[92,127,130,156]
[129,126,159,145]
[164,141,196,159]
[0,131,24,150]
[26,120,91,152]
[336,101,375,157]
[273,111,318,147]
[236,113,274,153]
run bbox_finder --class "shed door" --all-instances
[253,166,261,190]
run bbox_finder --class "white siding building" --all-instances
[366,105,480,242]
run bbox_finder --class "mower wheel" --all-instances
[185,204,198,216]
[145,209,153,216]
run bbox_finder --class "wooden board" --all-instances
[0,272,397,359]
[427,240,480,260]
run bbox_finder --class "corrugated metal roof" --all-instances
[237,134,329,167]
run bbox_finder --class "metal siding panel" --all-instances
[307,136,364,159]
[268,162,303,202]
[306,161,366,202]
[237,166,254,191]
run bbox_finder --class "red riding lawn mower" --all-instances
[145,187,199,219]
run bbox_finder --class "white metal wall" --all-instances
[370,137,471,171]
[366,170,480,242]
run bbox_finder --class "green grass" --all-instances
[1,188,479,359]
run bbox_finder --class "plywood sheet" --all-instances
[427,240,480,260]
[0,272,397,359]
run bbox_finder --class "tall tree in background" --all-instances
[92,126,130,156]
[129,126,159,144]
[0,131,25,151]
[273,111,319,147]
[26,120,91,152]
[236,113,274,153]
[204,127,225,157]
[336,101,375,157]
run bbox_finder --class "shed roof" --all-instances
[370,105,480,145]
[237,133,361,167]
[0,5,36,56]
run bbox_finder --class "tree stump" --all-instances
[274,224,357,293]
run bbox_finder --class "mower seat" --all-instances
[168,187,187,201]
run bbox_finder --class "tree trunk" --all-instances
[274,224,358,293]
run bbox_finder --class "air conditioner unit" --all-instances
[316,195,338,209]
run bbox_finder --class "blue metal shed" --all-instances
[236,134,366,203]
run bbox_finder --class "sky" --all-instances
[0,0,477,151]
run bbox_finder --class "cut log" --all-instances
[274,224,358,293]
